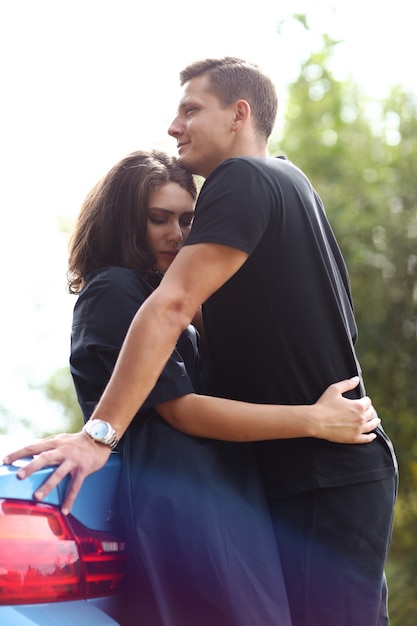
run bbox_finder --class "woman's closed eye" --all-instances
[180,214,194,227]
[148,216,168,225]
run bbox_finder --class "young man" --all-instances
[159,57,397,626]
[6,58,397,625]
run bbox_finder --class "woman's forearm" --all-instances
[157,393,313,440]
[155,379,379,444]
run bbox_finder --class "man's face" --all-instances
[168,74,237,178]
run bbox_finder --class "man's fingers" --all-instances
[3,433,110,517]
[30,460,73,501]
[61,473,85,516]
[15,448,66,480]
[3,445,41,465]
[3,436,64,466]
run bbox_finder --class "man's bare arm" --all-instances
[2,243,247,514]
[92,242,248,436]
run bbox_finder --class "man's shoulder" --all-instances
[212,154,298,179]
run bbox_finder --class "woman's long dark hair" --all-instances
[67,150,197,294]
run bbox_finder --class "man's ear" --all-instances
[232,99,251,131]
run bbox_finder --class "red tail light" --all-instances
[0,499,126,605]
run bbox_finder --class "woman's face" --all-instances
[147,182,195,273]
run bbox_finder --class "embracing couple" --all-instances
[5,57,397,626]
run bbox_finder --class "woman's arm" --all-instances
[2,376,378,516]
[156,376,379,444]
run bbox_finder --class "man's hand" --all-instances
[313,377,380,443]
[2,431,111,515]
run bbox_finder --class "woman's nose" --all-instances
[167,222,184,242]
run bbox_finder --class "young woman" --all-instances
[7,149,378,626]
[68,150,376,446]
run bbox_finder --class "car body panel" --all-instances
[0,599,121,626]
[0,435,125,625]
[0,436,122,531]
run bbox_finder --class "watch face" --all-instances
[90,421,109,439]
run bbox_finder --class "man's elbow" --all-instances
[150,288,194,334]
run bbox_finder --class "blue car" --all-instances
[0,435,126,625]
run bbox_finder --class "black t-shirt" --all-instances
[70,266,197,423]
[185,156,397,498]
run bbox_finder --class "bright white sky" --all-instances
[0,0,416,436]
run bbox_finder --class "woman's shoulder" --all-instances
[84,266,151,295]
[75,266,152,316]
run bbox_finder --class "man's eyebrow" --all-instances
[178,98,197,110]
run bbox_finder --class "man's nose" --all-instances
[168,116,181,137]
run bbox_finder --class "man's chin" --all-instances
[178,154,199,175]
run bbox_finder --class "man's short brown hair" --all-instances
[180,56,278,140]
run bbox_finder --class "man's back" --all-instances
[185,155,396,497]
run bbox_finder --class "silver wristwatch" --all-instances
[82,419,119,450]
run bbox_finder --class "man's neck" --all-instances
[201,145,269,178]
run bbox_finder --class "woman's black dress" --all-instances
[70,266,291,626]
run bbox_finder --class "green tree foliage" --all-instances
[272,34,417,625]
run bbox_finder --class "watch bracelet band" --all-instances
[82,422,119,450]
[103,431,119,450]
